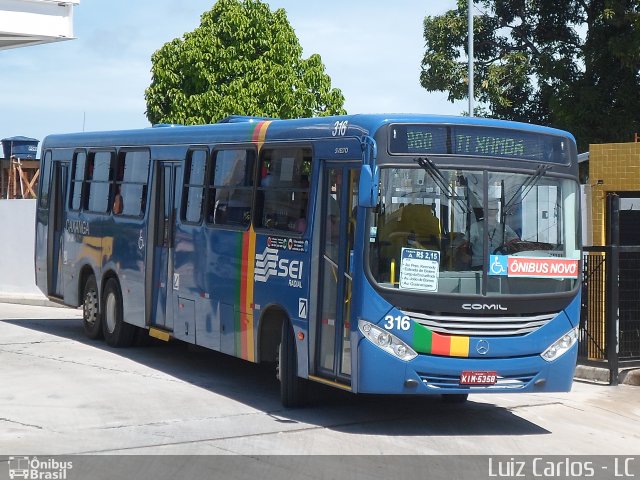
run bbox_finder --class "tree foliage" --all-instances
[145,0,345,125]
[421,0,640,150]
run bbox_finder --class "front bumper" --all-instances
[356,337,577,394]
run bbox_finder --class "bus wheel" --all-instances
[277,321,307,408]
[82,275,102,339]
[102,278,135,348]
[441,393,469,404]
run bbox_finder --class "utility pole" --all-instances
[468,0,474,117]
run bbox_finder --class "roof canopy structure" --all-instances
[0,0,79,51]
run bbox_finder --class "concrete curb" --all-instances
[575,364,640,386]
[0,294,66,308]
[620,368,640,386]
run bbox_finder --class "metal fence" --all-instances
[580,246,640,385]
[618,249,640,360]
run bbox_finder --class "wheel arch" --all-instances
[78,264,97,307]
[257,304,290,363]
[100,269,119,292]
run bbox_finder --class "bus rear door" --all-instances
[148,162,181,331]
[48,161,69,299]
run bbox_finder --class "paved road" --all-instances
[0,303,639,456]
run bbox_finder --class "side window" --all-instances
[206,149,256,228]
[86,151,114,213]
[181,149,207,223]
[69,151,86,211]
[114,150,150,216]
[39,151,53,209]
[255,147,311,233]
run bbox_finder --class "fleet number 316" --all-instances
[384,315,411,331]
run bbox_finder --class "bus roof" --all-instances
[41,113,576,149]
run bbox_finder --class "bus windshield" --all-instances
[368,166,580,296]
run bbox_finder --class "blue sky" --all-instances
[0,0,461,151]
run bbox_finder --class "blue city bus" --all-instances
[35,114,581,406]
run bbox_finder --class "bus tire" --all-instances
[102,278,135,348]
[278,321,306,408]
[441,393,469,404]
[82,275,102,340]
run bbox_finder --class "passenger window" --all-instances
[206,149,256,228]
[39,151,53,209]
[114,150,150,216]
[182,149,207,223]
[86,151,114,213]
[255,147,311,233]
[69,151,86,211]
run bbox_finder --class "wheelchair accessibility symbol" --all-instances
[489,255,508,276]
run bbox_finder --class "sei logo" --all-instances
[254,247,304,288]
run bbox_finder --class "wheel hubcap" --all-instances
[83,289,98,326]
[105,292,117,334]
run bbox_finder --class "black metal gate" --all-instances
[579,194,640,385]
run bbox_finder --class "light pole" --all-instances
[468,0,474,117]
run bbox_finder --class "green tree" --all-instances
[420,0,640,151]
[145,0,345,125]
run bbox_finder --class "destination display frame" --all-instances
[388,123,571,165]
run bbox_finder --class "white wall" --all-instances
[581,184,592,247]
[0,199,45,297]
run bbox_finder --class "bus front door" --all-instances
[149,162,181,331]
[316,164,359,385]
[48,162,68,298]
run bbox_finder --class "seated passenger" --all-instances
[294,210,307,233]
[113,192,123,215]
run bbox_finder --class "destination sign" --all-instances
[389,124,571,164]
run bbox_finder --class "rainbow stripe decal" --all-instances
[413,323,470,357]
[236,227,257,361]
[251,119,271,148]
[234,120,272,362]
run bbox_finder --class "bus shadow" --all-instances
[4,317,549,438]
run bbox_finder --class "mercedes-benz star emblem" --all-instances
[476,339,490,355]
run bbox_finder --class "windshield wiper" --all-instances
[413,156,472,214]
[504,164,552,216]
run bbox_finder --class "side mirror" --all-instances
[358,165,379,208]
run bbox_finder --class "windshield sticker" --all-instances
[490,255,579,278]
[489,255,509,276]
[399,248,440,292]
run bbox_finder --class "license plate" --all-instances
[460,370,497,385]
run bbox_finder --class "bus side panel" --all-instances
[252,233,311,362]
[203,228,246,357]
[171,224,207,346]
[171,224,227,350]
[63,212,104,306]
[172,225,262,357]
[104,218,147,328]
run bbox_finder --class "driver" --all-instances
[470,205,518,270]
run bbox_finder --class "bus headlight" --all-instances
[358,319,417,361]
[541,327,578,362]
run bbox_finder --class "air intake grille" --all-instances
[405,310,557,337]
